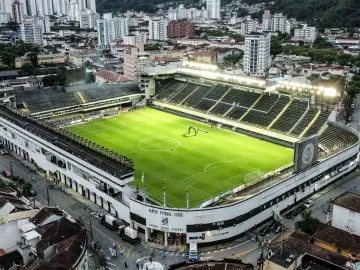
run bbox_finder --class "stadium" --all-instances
[0,61,358,245]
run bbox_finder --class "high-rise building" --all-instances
[168,5,209,21]
[12,0,24,23]
[243,33,271,76]
[271,13,290,34]
[87,0,96,12]
[123,43,151,81]
[68,0,80,21]
[294,24,317,42]
[97,17,129,47]
[241,19,257,35]
[20,19,43,44]
[167,20,194,38]
[53,0,68,15]
[262,10,271,31]
[26,0,36,16]
[206,0,220,19]
[148,17,168,40]
[79,9,99,29]
[0,10,9,24]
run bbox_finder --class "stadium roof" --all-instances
[0,106,133,178]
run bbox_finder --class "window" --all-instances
[350,210,355,217]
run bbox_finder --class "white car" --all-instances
[304,199,314,208]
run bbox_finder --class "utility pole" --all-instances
[9,160,13,177]
[186,179,189,209]
[46,186,50,206]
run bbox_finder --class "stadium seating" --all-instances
[320,125,359,152]
[222,89,260,108]
[250,93,279,112]
[304,111,331,137]
[242,95,290,127]
[205,84,228,100]
[210,102,232,115]
[156,80,187,100]
[228,106,248,120]
[290,108,319,136]
[15,88,80,113]
[195,98,217,111]
[271,99,308,133]
[182,85,212,107]
[170,83,199,104]
[82,85,139,103]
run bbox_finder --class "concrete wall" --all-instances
[332,204,360,235]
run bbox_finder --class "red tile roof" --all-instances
[30,207,64,226]
[95,69,132,82]
[332,192,360,213]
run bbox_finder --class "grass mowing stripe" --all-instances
[66,108,293,208]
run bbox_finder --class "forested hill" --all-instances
[97,0,360,28]
[243,0,360,28]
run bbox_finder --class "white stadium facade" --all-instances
[0,63,359,245]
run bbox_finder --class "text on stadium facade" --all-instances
[149,209,183,217]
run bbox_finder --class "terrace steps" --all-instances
[300,110,321,138]
[179,85,200,105]
[207,87,232,113]
[238,92,264,122]
[267,97,294,130]
[223,103,236,117]
[288,106,309,135]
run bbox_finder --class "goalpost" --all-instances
[244,169,265,185]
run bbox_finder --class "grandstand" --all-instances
[0,105,133,178]
[151,77,335,141]
[319,124,359,153]
[13,84,144,117]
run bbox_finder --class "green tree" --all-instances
[313,36,332,48]
[28,53,38,67]
[20,63,35,75]
[295,210,319,235]
[270,36,283,56]
[42,75,59,87]
[223,51,244,65]
[22,182,32,193]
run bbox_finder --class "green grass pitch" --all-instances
[66,108,293,208]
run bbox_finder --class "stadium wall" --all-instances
[0,111,359,244]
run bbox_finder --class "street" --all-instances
[1,152,359,269]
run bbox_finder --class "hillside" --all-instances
[97,0,360,28]
[243,0,360,28]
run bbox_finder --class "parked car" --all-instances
[259,226,272,236]
[2,170,11,178]
[29,189,37,196]
[0,149,8,155]
[91,212,105,221]
[304,199,314,208]
[273,224,285,234]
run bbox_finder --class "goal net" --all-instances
[245,169,265,185]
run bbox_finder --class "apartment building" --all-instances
[123,43,151,81]
[97,17,129,48]
[243,32,271,76]
[167,20,194,38]
[148,17,168,40]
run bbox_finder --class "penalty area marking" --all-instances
[138,137,181,152]
[204,161,229,172]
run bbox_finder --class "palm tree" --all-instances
[295,209,319,235]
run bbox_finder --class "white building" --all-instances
[124,43,152,81]
[241,19,256,35]
[0,10,9,24]
[294,24,317,43]
[68,0,80,21]
[20,19,44,45]
[243,32,271,76]
[97,17,129,48]
[332,192,360,236]
[262,10,271,31]
[148,17,168,41]
[0,0,27,16]
[271,13,290,34]
[206,0,220,19]
[27,15,50,33]
[35,0,53,15]
[12,0,24,23]
[53,0,68,15]
[80,9,99,29]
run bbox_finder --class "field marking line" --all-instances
[178,181,212,197]
[222,168,257,183]
[73,123,128,135]
[178,153,255,183]
[204,161,228,172]
[138,137,181,152]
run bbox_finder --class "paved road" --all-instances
[350,94,360,130]
[0,154,185,270]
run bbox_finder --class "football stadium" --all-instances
[0,62,359,244]
[66,107,293,208]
